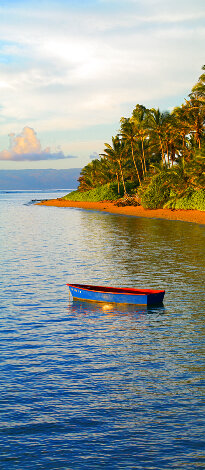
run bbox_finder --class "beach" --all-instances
[37,198,205,225]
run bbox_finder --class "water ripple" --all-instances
[0,191,204,469]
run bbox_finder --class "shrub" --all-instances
[174,189,205,210]
[138,168,205,210]
[139,172,171,209]
[62,183,122,202]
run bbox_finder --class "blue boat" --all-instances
[67,283,165,306]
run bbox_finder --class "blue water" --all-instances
[0,190,204,470]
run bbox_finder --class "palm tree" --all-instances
[101,136,128,195]
[78,160,99,190]
[183,98,205,149]
[171,106,190,151]
[187,65,205,149]
[120,117,141,185]
[131,104,148,175]
[190,65,205,105]
[147,108,170,165]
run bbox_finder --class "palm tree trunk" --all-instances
[118,159,127,195]
[116,172,120,194]
[171,144,175,166]
[131,141,141,185]
[140,137,147,174]
[166,142,170,167]
[158,133,165,165]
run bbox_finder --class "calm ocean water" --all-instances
[0,190,204,470]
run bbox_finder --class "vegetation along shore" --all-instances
[39,66,205,224]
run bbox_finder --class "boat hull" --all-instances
[67,284,165,306]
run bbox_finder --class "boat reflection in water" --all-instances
[68,298,165,319]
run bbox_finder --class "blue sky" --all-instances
[0,0,204,170]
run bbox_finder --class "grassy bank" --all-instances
[63,183,205,211]
[62,183,122,202]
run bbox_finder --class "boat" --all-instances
[67,283,165,306]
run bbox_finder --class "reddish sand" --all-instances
[36,198,205,225]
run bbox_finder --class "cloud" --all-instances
[0,127,76,161]
[0,0,204,166]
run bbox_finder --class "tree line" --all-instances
[75,66,205,209]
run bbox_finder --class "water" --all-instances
[0,190,204,470]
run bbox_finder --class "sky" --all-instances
[0,0,204,171]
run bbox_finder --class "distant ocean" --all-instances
[1,190,204,470]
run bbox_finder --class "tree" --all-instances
[187,65,205,149]
[181,98,205,150]
[78,158,111,190]
[101,136,128,195]
[190,65,205,105]
[120,117,141,185]
[75,64,205,210]
[147,108,170,165]
[131,104,148,175]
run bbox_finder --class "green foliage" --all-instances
[138,171,172,209]
[63,183,122,202]
[121,180,136,193]
[174,190,205,211]
[139,168,205,211]
[137,155,205,210]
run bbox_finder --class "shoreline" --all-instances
[36,198,205,225]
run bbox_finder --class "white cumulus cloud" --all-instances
[0,127,76,161]
[0,0,204,168]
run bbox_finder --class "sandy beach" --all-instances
[36,198,205,225]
